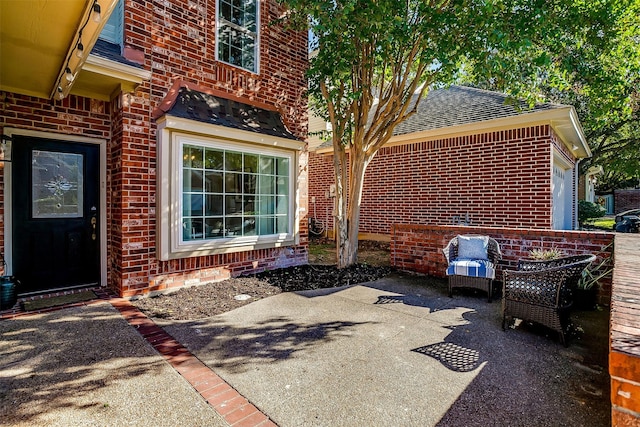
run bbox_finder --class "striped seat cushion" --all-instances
[447,259,496,280]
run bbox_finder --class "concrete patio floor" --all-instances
[1,272,610,426]
[159,273,610,426]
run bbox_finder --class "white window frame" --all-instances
[157,116,304,260]
[215,0,260,73]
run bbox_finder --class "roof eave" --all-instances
[314,107,590,158]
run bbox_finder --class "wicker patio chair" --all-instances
[502,255,595,345]
[443,235,502,302]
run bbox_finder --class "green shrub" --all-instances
[578,200,606,225]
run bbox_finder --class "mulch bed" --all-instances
[133,264,394,321]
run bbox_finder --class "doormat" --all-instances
[21,290,98,312]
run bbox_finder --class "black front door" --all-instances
[12,136,100,294]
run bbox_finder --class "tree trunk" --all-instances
[333,144,349,268]
[335,146,370,269]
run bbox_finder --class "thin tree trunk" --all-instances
[333,144,349,267]
[336,147,370,268]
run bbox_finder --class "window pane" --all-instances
[244,174,257,194]
[184,145,203,168]
[275,195,288,214]
[218,40,231,64]
[276,216,288,233]
[244,153,258,172]
[241,34,254,69]
[243,196,256,214]
[225,172,241,193]
[183,193,204,216]
[205,218,224,239]
[276,176,288,195]
[227,217,243,236]
[259,195,274,215]
[220,0,232,20]
[183,170,203,192]
[183,218,204,241]
[259,156,274,174]
[230,45,242,67]
[258,216,274,235]
[244,7,256,32]
[32,150,83,218]
[231,4,243,25]
[243,217,256,235]
[205,171,223,192]
[205,194,223,216]
[225,195,242,215]
[276,157,289,175]
[225,151,242,171]
[205,149,224,170]
[183,218,193,240]
[259,175,275,194]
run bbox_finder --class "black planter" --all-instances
[573,287,598,311]
[0,276,18,310]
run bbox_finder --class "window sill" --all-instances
[161,234,296,260]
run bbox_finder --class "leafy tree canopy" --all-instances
[459,0,640,192]
[277,0,638,266]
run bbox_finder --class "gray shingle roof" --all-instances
[393,85,559,136]
[316,85,561,150]
[90,39,144,69]
[167,87,298,140]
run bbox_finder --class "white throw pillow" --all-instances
[457,235,489,260]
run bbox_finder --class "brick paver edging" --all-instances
[109,298,276,427]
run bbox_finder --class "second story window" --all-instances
[216,0,259,73]
[99,0,124,46]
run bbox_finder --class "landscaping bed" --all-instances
[133,240,392,320]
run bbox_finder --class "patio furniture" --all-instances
[502,254,595,345]
[443,235,502,302]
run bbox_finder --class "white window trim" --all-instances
[215,0,260,74]
[157,115,303,261]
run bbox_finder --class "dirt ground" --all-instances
[132,239,392,320]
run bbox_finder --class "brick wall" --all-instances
[309,125,575,238]
[113,0,308,296]
[0,0,309,297]
[390,224,615,305]
[614,189,640,214]
[0,94,111,138]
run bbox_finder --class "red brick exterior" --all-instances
[0,0,308,297]
[389,224,614,305]
[309,125,577,238]
[614,189,640,214]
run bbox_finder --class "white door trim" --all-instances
[552,149,574,230]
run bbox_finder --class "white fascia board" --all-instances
[315,107,591,159]
[84,54,152,83]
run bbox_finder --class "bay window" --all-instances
[157,115,303,260]
[181,143,290,241]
